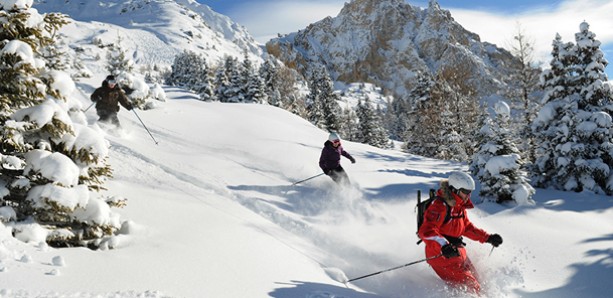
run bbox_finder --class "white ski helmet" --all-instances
[328,132,340,142]
[448,171,475,191]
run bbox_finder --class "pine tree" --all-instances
[167,50,194,87]
[319,71,342,132]
[241,54,266,104]
[213,61,229,102]
[0,4,123,247]
[473,101,535,204]
[222,56,243,103]
[356,98,388,148]
[532,34,574,188]
[402,71,432,142]
[196,58,214,101]
[259,58,280,106]
[338,105,360,142]
[168,51,214,101]
[304,67,342,132]
[405,76,443,158]
[533,22,613,195]
[106,36,133,76]
[569,21,613,194]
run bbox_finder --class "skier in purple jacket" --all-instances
[319,132,356,184]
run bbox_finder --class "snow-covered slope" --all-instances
[1,84,612,297]
[34,0,263,67]
[1,1,612,297]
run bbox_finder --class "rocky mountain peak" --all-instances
[266,0,520,100]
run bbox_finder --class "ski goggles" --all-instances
[459,188,472,195]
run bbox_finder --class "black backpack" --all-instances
[415,189,452,245]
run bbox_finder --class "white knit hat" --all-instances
[328,132,340,141]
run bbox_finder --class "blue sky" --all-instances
[198,0,613,79]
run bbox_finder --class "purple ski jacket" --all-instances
[319,141,354,172]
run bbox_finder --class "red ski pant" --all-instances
[430,255,481,294]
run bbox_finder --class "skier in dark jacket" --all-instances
[90,75,133,126]
[319,132,355,185]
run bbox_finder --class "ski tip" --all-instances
[324,267,349,284]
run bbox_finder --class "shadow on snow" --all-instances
[516,233,613,298]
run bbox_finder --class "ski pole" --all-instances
[83,102,95,112]
[345,254,442,284]
[290,173,324,186]
[132,109,159,145]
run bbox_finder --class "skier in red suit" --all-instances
[418,171,503,294]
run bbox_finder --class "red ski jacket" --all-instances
[418,188,489,267]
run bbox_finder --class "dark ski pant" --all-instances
[97,110,121,127]
[327,166,350,185]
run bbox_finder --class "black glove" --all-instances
[126,104,133,111]
[350,157,356,164]
[323,169,330,175]
[487,234,503,247]
[441,244,460,258]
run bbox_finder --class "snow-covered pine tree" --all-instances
[401,71,432,142]
[306,67,325,129]
[568,21,613,194]
[533,22,613,195]
[317,68,342,132]
[259,58,280,106]
[167,50,194,87]
[213,60,230,102]
[106,36,133,76]
[168,50,214,101]
[0,2,124,247]
[241,54,266,104]
[338,105,359,142]
[382,97,403,141]
[196,58,214,101]
[39,14,73,72]
[473,102,535,204]
[222,56,243,103]
[404,74,442,158]
[435,81,466,161]
[532,34,575,188]
[356,98,388,148]
[307,67,340,131]
[404,65,482,162]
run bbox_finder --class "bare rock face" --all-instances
[266,0,521,99]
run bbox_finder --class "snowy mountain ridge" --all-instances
[266,0,521,100]
[34,0,264,68]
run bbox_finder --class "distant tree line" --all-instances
[166,51,390,148]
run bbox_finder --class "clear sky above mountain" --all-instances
[198,0,613,79]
